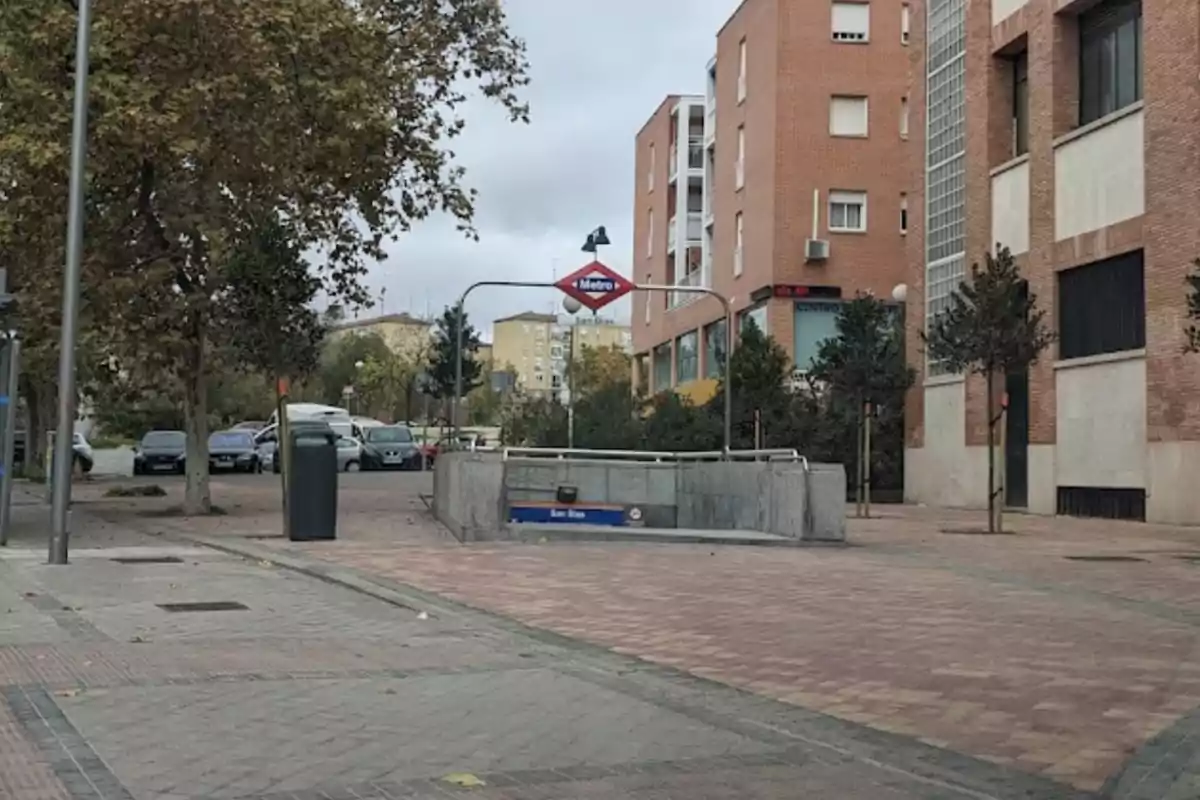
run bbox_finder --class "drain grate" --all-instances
[111,556,183,565]
[1064,555,1147,563]
[156,601,248,613]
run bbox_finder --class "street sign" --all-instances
[555,261,634,312]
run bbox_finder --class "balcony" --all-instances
[704,106,716,148]
[667,217,677,253]
[670,269,704,309]
[687,137,704,173]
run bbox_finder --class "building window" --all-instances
[676,331,699,383]
[735,125,745,189]
[648,143,655,191]
[900,96,910,138]
[739,303,767,335]
[900,193,908,234]
[1012,50,1029,157]
[737,38,747,103]
[1079,0,1142,126]
[647,209,654,256]
[1058,249,1145,360]
[829,95,869,137]
[901,3,911,44]
[794,302,842,371]
[829,190,867,232]
[734,212,744,276]
[703,318,728,379]
[832,1,870,42]
[644,274,652,323]
[652,343,673,392]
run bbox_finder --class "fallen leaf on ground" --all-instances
[442,773,485,788]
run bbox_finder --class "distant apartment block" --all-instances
[492,312,632,398]
[631,0,912,403]
[329,312,432,361]
[905,0,1200,524]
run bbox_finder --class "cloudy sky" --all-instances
[361,0,739,340]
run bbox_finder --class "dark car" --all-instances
[270,419,336,474]
[361,425,421,471]
[208,430,261,474]
[132,430,187,475]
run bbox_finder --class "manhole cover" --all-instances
[111,556,184,565]
[156,601,249,613]
[1064,555,1147,563]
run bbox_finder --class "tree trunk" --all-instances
[985,371,995,534]
[182,342,211,515]
[25,380,55,481]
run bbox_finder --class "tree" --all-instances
[0,0,529,513]
[924,246,1053,531]
[311,333,393,408]
[500,394,567,447]
[358,349,422,422]
[426,303,483,420]
[572,379,644,450]
[711,321,794,449]
[810,294,915,505]
[572,345,633,400]
[643,392,721,452]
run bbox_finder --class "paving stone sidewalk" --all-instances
[0,502,1088,800]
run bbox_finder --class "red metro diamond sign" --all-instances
[555,260,635,312]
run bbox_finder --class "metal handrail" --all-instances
[499,447,809,469]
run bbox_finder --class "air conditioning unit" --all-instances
[805,238,830,262]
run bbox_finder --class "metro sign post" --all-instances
[555,261,634,312]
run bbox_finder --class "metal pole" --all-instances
[864,402,872,519]
[566,319,575,449]
[0,337,19,546]
[49,0,94,565]
[452,302,464,439]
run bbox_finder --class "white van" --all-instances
[266,403,355,439]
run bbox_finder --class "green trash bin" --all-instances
[286,424,338,541]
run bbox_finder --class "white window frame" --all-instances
[644,275,652,324]
[829,95,869,137]
[648,143,655,191]
[734,212,744,276]
[737,39,747,103]
[831,1,871,43]
[901,4,911,44]
[900,95,910,138]
[735,126,745,189]
[829,190,867,233]
[647,209,654,256]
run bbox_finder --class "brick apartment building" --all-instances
[631,0,913,403]
[904,0,1200,523]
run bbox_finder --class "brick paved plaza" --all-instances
[4,473,1200,797]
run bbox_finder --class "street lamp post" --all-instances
[561,296,583,449]
[49,0,94,565]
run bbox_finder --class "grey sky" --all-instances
[363,0,739,340]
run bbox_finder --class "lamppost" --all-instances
[49,0,94,565]
[561,296,582,449]
[581,226,611,260]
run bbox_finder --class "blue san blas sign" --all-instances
[509,504,626,526]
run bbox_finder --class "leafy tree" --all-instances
[358,349,422,422]
[426,302,483,420]
[710,321,794,449]
[467,385,505,426]
[924,246,1053,531]
[311,333,393,408]
[0,0,529,513]
[643,392,721,452]
[500,394,567,447]
[810,294,915,500]
[223,217,326,397]
[572,345,633,401]
[572,379,644,450]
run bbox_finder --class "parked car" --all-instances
[13,430,94,473]
[132,430,187,475]
[208,430,261,473]
[360,425,421,471]
[231,420,267,432]
[336,436,362,472]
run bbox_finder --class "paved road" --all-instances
[0,497,1072,800]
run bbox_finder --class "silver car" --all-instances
[337,436,362,472]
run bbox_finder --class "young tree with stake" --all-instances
[923,246,1053,532]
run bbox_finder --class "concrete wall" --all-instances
[1054,109,1145,241]
[1056,355,1146,488]
[433,452,505,542]
[676,461,846,542]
